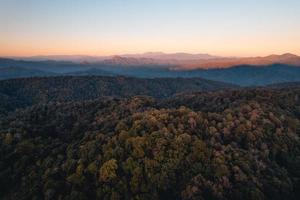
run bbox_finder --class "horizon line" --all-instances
[1,52,299,59]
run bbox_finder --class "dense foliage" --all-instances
[0,76,235,114]
[0,85,299,200]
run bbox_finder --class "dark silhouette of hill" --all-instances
[0,76,236,114]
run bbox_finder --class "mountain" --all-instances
[13,52,220,63]
[0,57,172,75]
[192,64,300,86]
[10,55,109,63]
[103,53,221,67]
[0,57,89,73]
[101,56,168,66]
[12,53,300,69]
[181,53,300,69]
[1,55,300,86]
[0,66,56,80]
[65,68,115,76]
[93,63,300,86]
[121,52,220,60]
[95,53,300,70]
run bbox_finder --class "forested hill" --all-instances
[267,81,300,88]
[0,87,299,199]
[0,76,236,114]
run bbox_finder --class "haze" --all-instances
[0,0,300,57]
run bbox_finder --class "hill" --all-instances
[188,64,300,86]
[65,68,115,77]
[0,87,299,199]
[0,66,56,80]
[0,76,236,114]
[267,81,300,88]
[0,58,89,73]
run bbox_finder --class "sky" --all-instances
[0,0,299,57]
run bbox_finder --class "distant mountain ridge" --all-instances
[9,55,109,62]
[121,52,220,60]
[187,64,300,86]
[181,53,300,69]
[9,53,300,69]
[1,53,300,86]
[101,56,168,66]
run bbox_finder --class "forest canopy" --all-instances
[0,77,299,200]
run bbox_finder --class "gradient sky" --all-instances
[0,0,299,57]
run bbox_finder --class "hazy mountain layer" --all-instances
[9,53,300,67]
[1,55,300,86]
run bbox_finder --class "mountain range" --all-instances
[1,53,300,86]
[10,52,300,68]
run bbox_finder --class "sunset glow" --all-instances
[1,0,300,57]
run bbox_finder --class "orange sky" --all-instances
[1,36,299,57]
[1,0,299,57]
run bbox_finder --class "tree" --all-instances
[99,159,118,183]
